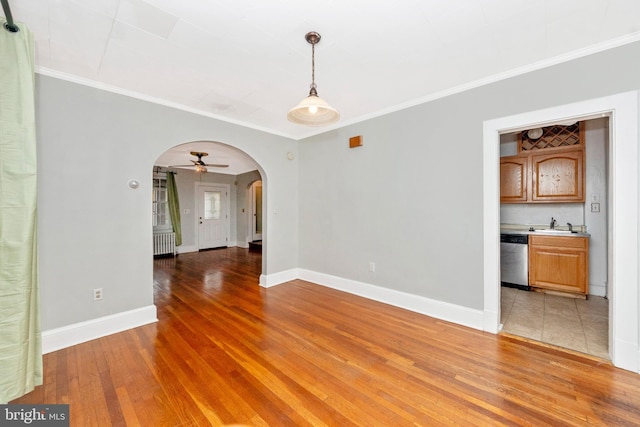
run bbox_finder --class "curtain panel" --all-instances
[0,19,42,403]
[166,172,182,246]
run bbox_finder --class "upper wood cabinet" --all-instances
[500,156,527,202]
[531,148,584,202]
[500,122,585,204]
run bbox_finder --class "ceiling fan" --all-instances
[170,151,229,173]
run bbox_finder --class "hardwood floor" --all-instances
[12,247,640,425]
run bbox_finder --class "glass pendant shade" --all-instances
[288,31,339,126]
[287,94,340,126]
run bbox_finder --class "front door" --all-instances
[197,184,228,249]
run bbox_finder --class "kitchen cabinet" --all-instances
[500,156,527,202]
[500,148,584,203]
[500,121,585,204]
[531,148,584,202]
[528,235,589,296]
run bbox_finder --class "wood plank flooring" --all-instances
[12,247,640,425]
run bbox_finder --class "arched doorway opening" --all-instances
[152,140,266,276]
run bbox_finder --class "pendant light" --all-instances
[287,31,340,126]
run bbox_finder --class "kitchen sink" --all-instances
[534,229,574,234]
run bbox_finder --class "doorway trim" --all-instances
[482,91,639,372]
[250,180,263,243]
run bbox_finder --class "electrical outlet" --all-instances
[591,202,601,213]
[93,288,103,301]
[369,262,376,272]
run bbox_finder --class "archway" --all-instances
[153,140,266,275]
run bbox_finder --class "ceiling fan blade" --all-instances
[205,163,230,168]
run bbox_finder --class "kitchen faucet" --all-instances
[550,217,557,229]
[567,222,573,232]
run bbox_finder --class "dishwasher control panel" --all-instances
[500,234,528,244]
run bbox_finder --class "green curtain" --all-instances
[0,19,42,403]
[166,172,182,246]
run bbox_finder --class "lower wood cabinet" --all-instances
[528,235,589,295]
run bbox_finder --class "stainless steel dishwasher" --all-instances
[500,233,530,290]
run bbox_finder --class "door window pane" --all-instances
[204,191,221,219]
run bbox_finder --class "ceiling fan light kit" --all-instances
[287,31,340,126]
[169,151,229,173]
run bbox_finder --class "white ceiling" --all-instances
[4,0,640,173]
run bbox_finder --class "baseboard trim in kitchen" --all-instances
[589,283,606,297]
[298,269,484,331]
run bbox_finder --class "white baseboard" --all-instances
[483,309,500,334]
[178,243,251,252]
[260,269,299,288]
[298,269,484,331]
[177,245,198,254]
[42,305,157,354]
[589,282,607,297]
[613,337,640,373]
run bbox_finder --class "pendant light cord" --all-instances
[309,38,318,96]
[311,42,315,87]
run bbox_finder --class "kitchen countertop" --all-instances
[501,224,590,237]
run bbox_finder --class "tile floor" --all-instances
[500,286,609,360]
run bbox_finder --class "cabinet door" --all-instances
[531,149,584,202]
[500,156,527,203]
[528,236,588,295]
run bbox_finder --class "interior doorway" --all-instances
[483,91,640,373]
[250,180,263,242]
[497,118,609,359]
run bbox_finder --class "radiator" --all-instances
[153,232,176,256]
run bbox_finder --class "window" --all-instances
[203,191,221,220]
[152,176,172,230]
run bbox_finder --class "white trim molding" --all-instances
[260,269,300,288]
[589,283,607,298]
[299,269,484,331]
[42,305,157,354]
[177,245,198,254]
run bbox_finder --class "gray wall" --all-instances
[298,41,640,310]
[36,76,298,330]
